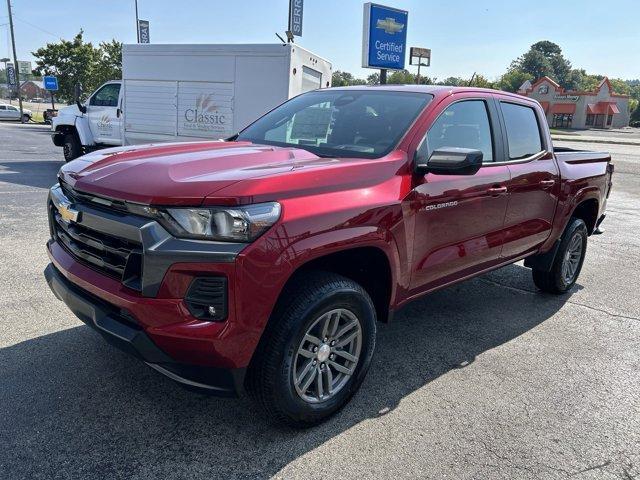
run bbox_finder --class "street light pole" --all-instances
[135,0,140,43]
[6,0,24,122]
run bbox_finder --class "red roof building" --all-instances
[518,76,630,129]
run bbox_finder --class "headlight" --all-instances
[142,202,281,242]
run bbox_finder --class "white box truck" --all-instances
[51,43,332,161]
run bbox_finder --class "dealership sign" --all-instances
[43,76,59,91]
[362,2,408,70]
[288,0,303,37]
[138,20,150,43]
[6,63,16,87]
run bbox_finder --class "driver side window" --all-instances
[419,100,494,162]
[89,84,121,107]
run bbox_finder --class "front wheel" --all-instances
[62,133,83,162]
[21,114,30,123]
[246,272,377,427]
[532,218,588,294]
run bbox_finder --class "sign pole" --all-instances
[380,69,387,85]
[51,91,55,111]
[6,0,24,122]
[416,56,421,85]
[135,0,140,43]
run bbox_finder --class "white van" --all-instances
[51,43,332,161]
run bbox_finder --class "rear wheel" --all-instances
[532,218,588,294]
[63,133,82,161]
[246,272,377,427]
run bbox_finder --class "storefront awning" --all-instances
[551,103,576,114]
[539,101,550,114]
[587,102,620,115]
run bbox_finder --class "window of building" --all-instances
[500,102,543,159]
[552,113,573,129]
[607,114,613,126]
[421,100,494,162]
[586,114,594,126]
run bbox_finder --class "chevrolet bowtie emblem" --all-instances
[57,201,80,223]
[376,17,405,34]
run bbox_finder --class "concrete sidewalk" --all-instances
[551,134,640,147]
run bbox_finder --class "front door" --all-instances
[409,97,510,294]
[87,83,122,145]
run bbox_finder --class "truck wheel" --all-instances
[63,133,82,161]
[246,271,377,427]
[532,218,588,294]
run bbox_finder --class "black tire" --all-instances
[63,133,83,161]
[246,271,377,427]
[21,114,30,123]
[532,218,588,294]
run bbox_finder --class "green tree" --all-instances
[95,39,123,86]
[497,69,531,92]
[387,69,415,84]
[331,71,366,86]
[438,76,465,86]
[631,101,640,124]
[366,72,380,85]
[32,31,122,103]
[511,41,573,89]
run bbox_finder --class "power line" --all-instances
[13,16,63,40]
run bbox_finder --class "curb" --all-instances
[551,136,640,147]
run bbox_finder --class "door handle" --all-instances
[540,179,555,189]
[487,185,508,196]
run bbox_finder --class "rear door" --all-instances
[496,98,559,258]
[408,95,511,293]
[86,82,122,145]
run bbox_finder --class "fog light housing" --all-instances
[184,277,228,321]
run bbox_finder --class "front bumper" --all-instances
[45,263,244,396]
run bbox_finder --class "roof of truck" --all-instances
[327,84,529,102]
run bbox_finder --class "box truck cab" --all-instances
[51,43,332,161]
[51,80,124,160]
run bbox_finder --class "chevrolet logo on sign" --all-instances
[376,17,404,34]
[57,201,80,223]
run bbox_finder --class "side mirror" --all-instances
[74,83,87,114]
[415,147,483,176]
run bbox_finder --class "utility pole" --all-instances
[6,0,24,122]
[135,0,140,43]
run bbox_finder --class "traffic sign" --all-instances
[362,3,408,70]
[17,60,32,75]
[6,63,17,87]
[43,76,59,91]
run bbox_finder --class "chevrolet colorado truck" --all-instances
[44,86,613,426]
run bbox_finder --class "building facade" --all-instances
[518,76,630,129]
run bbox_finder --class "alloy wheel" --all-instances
[561,233,583,284]
[292,308,362,403]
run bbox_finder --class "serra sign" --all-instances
[362,2,408,70]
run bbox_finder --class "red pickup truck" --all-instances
[45,86,613,426]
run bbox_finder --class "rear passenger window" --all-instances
[423,100,493,162]
[500,102,543,159]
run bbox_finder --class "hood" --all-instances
[59,141,406,206]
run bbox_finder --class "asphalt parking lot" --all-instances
[1,122,638,480]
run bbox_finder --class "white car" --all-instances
[0,103,32,122]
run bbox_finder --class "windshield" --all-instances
[236,90,432,159]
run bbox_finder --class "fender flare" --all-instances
[274,226,403,312]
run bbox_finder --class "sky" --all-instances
[1,0,639,81]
